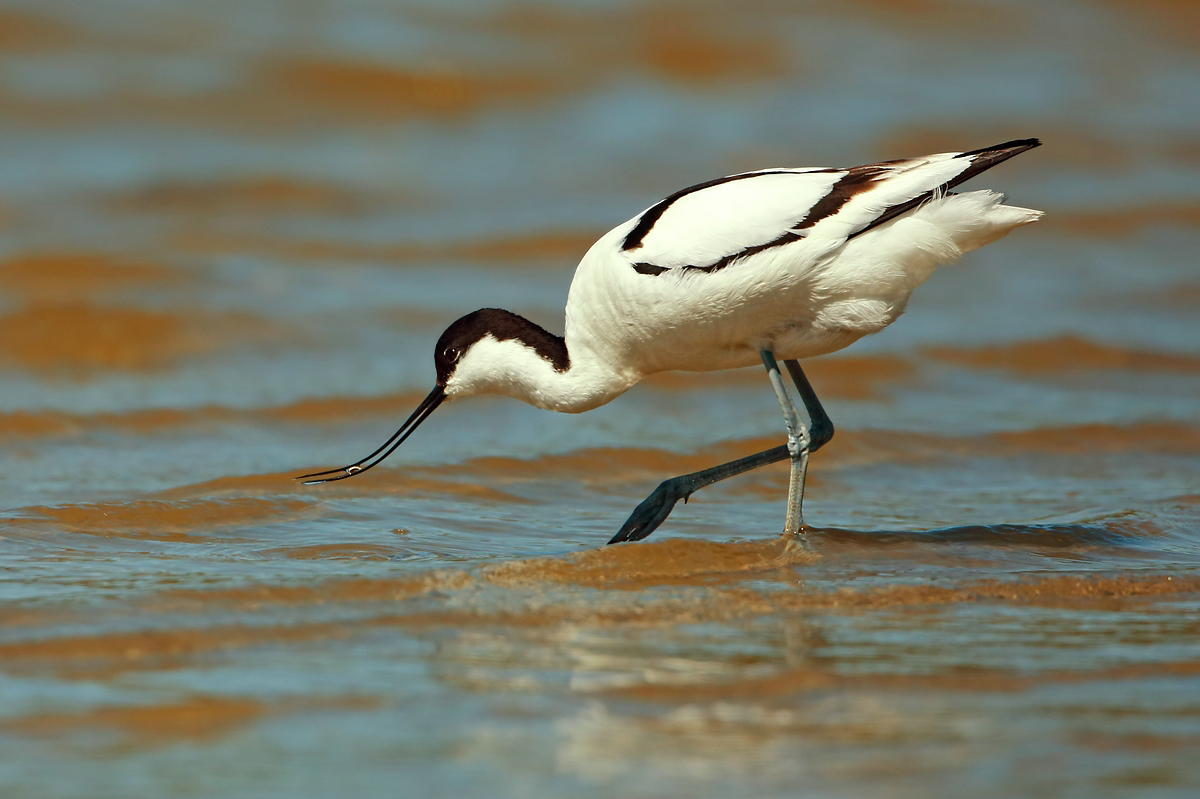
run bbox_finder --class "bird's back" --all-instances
[565,141,1042,376]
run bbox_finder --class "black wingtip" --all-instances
[955,138,1042,159]
[849,137,1042,241]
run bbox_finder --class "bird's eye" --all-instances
[443,347,460,363]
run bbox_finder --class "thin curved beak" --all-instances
[296,386,446,485]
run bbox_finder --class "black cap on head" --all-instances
[433,309,569,385]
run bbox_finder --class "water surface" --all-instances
[1,1,1199,797]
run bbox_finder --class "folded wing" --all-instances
[622,139,1040,275]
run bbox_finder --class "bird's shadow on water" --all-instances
[795,514,1193,565]
[812,522,1128,549]
[509,519,1143,592]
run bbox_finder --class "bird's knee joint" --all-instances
[786,436,811,460]
[787,426,812,455]
[658,477,689,501]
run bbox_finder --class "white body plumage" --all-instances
[448,145,1042,412]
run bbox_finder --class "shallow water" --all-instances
[1,0,1199,797]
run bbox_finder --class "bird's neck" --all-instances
[446,310,638,414]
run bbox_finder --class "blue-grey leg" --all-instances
[609,358,833,544]
[608,443,792,544]
[761,350,810,535]
[783,359,834,451]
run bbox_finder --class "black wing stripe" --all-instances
[847,138,1041,240]
[629,166,882,276]
[621,169,836,252]
[632,262,669,275]
[633,230,804,276]
[791,165,885,231]
[684,230,803,274]
[629,167,878,275]
[629,138,1041,276]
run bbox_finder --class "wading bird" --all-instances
[300,139,1043,544]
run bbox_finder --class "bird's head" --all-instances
[297,308,567,485]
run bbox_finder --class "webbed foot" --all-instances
[608,478,692,544]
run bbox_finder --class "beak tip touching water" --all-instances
[294,386,445,486]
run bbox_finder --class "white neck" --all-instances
[443,328,638,414]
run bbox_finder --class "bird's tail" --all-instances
[938,190,1043,255]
